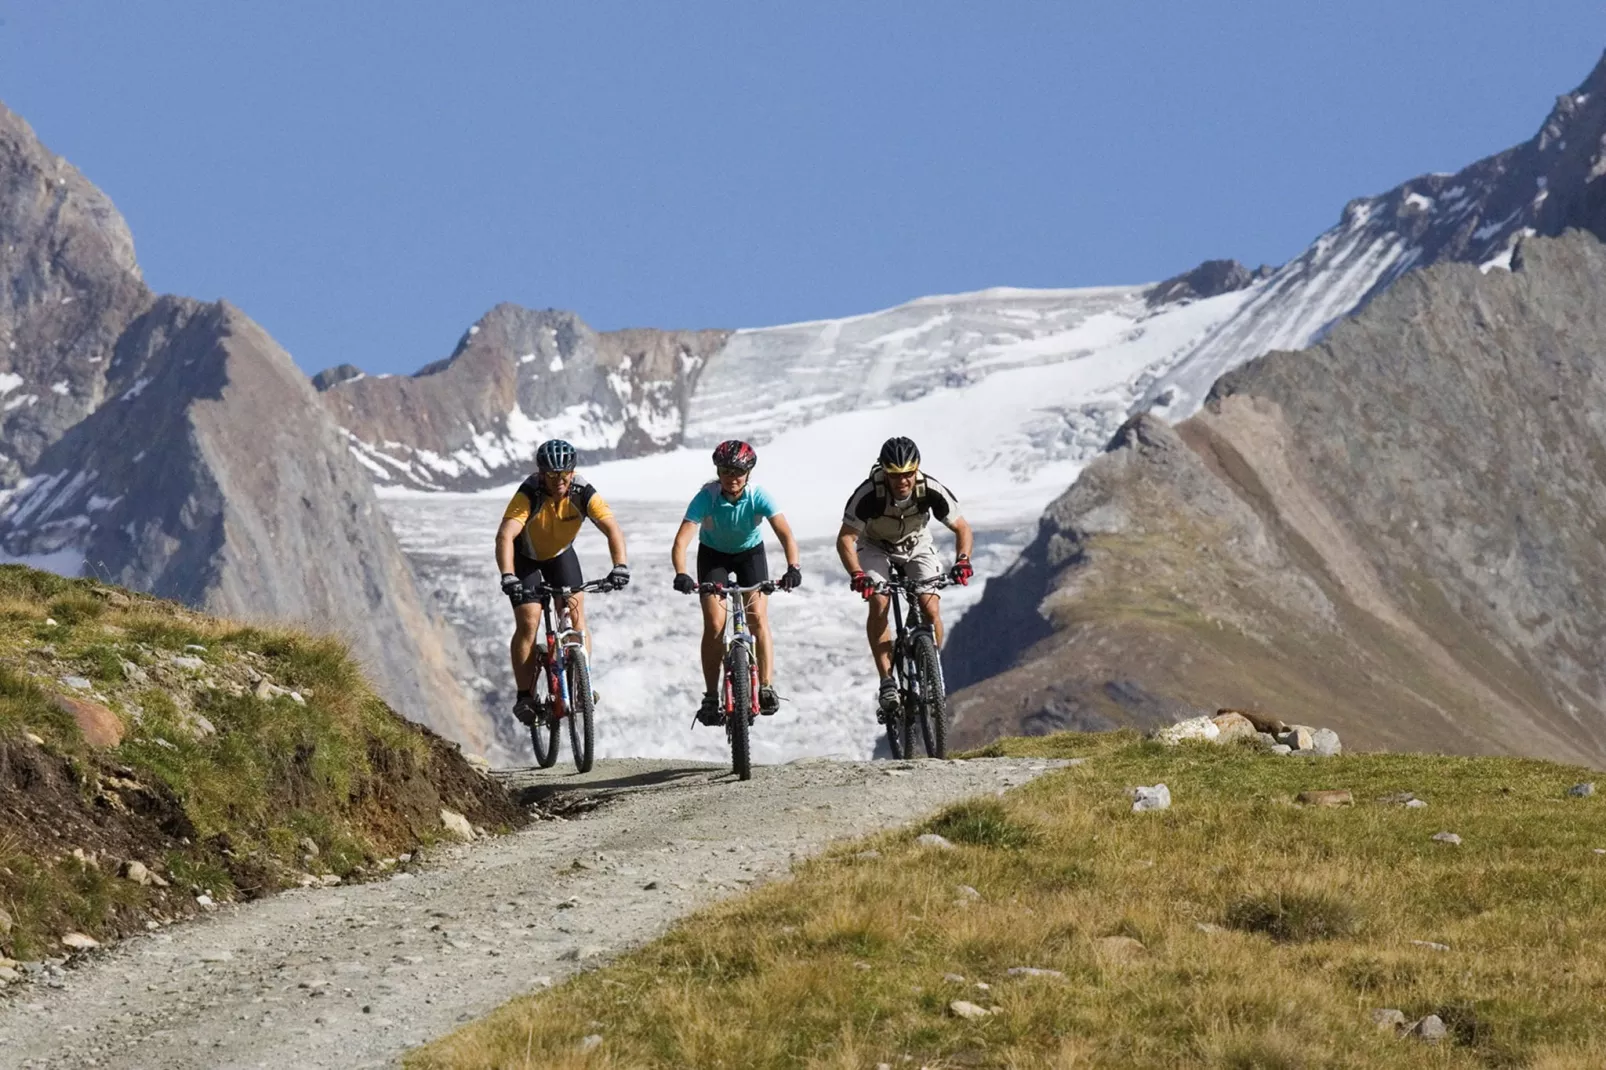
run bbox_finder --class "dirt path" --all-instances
[0,756,1066,1070]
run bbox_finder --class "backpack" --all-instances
[516,473,598,517]
[868,463,928,514]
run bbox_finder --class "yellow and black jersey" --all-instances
[502,475,613,561]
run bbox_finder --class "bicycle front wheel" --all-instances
[566,655,595,774]
[727,644,753,781]
[912,633,947,758]
[531,659,560,768]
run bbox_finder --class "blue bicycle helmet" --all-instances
[535,439,577,472]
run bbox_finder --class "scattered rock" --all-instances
[24,732,44,746]
[1296,790,1353,807]
[641,880,658,891]
[1406,799,1429,809]
[1155,716,1219,744]
[1195,922,1223,934]
[1219,708,1287,735]
[1378,791,1419,804]
[184,644,207,653]
[578,1034,602,1052]
[1210,711,1259,742]
[1128,784,1171,812]
[298,837,320,859]
[915,833,955,850]
[0,967,20,985]
[1569,782,1596,798]
[61,933,100,951]
[120,860,168,888]
[948,1000,993,1020]
[1280,726,1315,751]
[942,973,966,984]
[1431,832,1462,846]
[168,655,206,671]
[1094,936,1146,964]
[439,809,475,842]
[1006,966,1064,978]
[973,981,991,992]
[49,694,124,748]
[119,660,147,684]
[1409,940,1450,952]
[1407,1015,1448,1042]
[559,946,604,962]
[1370,1008,1407,1031]
[61,675,93,691]
[1310,728,1342,757]
[853,961,871,971]
[955,885,981,902]
[199,950,234,963]
[1269,744,1293,756]
[196,894,216,909]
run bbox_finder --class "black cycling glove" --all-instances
[672,572,697,594]
[500,573,524,602]
[607,563,631,590]
[780,564,802,591]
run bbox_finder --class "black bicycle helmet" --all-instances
[878,436,920,473]
[712,439,757,472]
[535,439,577,472]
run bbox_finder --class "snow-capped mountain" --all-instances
[318,304,730,492]
[379,283,1257,762]
[1138,51,1606,418]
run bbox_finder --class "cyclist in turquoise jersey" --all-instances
[670,440,803,724]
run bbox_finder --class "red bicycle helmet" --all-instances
[712,439,758,472]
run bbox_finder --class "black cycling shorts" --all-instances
[696,543,769,587]
[514,545,584,598]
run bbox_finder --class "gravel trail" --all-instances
[0,755,1066,1069]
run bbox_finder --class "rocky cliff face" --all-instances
[1137,50,1606,420]
[0,102,485,751]
[317,305,730,491]
[947,230,1606,767]
[0,103,152,483]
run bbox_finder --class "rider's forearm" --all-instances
[954,519,974,560]
[671,530,692,575]
[836,534,861,574]
[494,535,516,576]
[605,526,628,568]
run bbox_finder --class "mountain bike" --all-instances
[683,573,782,782]
[523,578,614,774]
[869,568,954,760]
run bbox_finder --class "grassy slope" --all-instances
[0,566,520,963]
[413,732,1606,1069]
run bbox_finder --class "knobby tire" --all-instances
[530,656,560,768]
[912,632,947,758]
[566,654,595,774]
[727,644,753,781]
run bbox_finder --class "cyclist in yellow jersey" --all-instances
[495,439,629,727]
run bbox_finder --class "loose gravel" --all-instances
[0,755,1066,1069]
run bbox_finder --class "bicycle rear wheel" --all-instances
[530,658,560,768]
[912,633,947,758]
[566,654,595,774]
[727,644,753,781]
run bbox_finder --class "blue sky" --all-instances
[2,3,1602,376]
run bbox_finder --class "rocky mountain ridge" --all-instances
[947,229,1606,767]
[318,304,731,492]
[0,101,485,751]
[1137,49,1606,420]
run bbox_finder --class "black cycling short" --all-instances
[696,543,769,587]
[514,546,584,598]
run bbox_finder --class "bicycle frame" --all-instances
[529,580,608,719]
[699,574,774,718]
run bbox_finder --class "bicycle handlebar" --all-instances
[688,581,780,596]
[525,578,618,599]
[868,575,957,595]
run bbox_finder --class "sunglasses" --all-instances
[717,466,749,478]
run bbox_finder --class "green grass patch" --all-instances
[411,731,1606,1069]
[0,566,512,963]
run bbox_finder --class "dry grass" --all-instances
[412,731,1606,1069]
